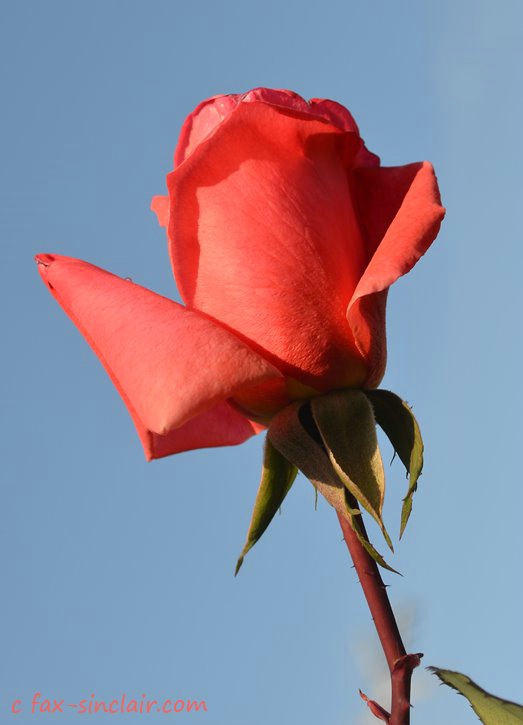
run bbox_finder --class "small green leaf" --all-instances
[429,668,523,724]
[235,438,297,575]
[268,401,397,572]
[311,390,392,551]
[365,389,424,537]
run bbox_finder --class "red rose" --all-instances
[36,88,444,460]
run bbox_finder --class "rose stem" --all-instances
[337,508,417,725]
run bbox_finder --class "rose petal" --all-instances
[309,97,360,134]
[167,100,368,391]
[151,195,169,228]
[349,162,446,386]
[35,254,282,438]
[136,401,263,461]
[242,87,312,113]
[174,94,240,167]
[309,98,380,167]
[173,90,319,168]
[173,89,376,168]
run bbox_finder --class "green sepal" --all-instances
[365,389,424,537]
[235,438,297,575]
[344,492,399,573]
[268,401,397,573]
[311,390,392,552]
[429,668,523,724]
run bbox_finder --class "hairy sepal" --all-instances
[235,438,297,574]
[365,389,424,537]
[311,390,392,551]
[267,400,397,572]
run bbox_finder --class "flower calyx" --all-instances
[236,388,424,573]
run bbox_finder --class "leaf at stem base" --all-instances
[429,667,523,724]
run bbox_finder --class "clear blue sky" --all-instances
[2,1,522,723]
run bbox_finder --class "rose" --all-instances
[36,88,444,461]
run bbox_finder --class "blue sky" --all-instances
[2,1,522,723]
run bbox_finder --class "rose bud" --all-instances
[36,88,444,460]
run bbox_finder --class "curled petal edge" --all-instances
[35,253,282,458]
[348,161,446,386]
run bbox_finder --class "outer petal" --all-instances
[35,253,283,443]
[167,101,368,391]
[151,194,169,228]
[133,401,264,461]
[349,162,446,386]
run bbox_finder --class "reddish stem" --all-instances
[337,511,421,725]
